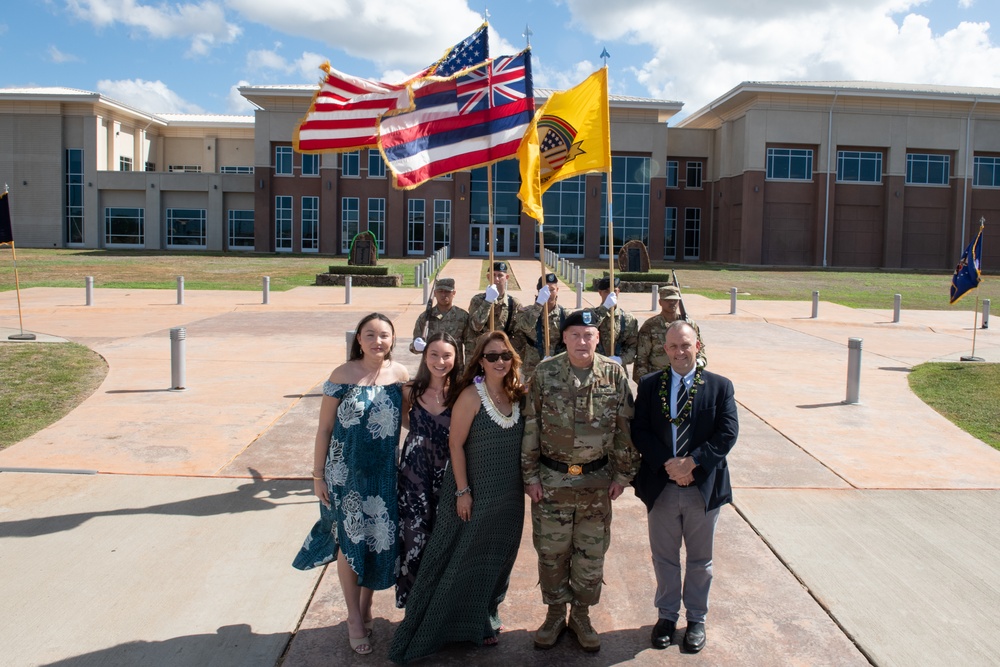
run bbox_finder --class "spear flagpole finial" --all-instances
[523,24,533,47]
[600,47,610,67]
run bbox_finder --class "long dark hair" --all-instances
[410,332,464,406]
[349,312,396,361]
[449,331,525,407]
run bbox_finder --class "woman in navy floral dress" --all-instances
[293,313,409,656]
[396,332,464,608]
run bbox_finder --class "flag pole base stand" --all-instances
[960,355,984,362]
[8,333,36,341]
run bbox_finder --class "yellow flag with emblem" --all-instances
[517,67,611,222]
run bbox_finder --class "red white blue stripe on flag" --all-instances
[379,50,533,189]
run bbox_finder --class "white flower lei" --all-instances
[475,379,520,429]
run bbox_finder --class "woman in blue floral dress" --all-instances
[293,312,409,656]
[396,332,464,608]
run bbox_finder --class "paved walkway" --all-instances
[1,258,998,666]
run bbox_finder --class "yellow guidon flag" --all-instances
[517,67,611,222]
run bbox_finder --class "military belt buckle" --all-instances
[567,464,583,476]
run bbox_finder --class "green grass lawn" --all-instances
[0,342,108,450]
[908,363,1000,450]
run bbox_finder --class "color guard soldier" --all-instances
[591,276,638,367]
[410,277,469,356]
[465,261,522,360]
[634,285,706,381]
[510,272,566,378]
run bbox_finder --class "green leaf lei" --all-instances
[659,368,705,426]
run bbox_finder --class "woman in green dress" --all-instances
[389,331,526,663]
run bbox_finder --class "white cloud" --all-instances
[226,80,256,113]
[66,0,241,56]
[959,0,975,8]
[48,46,80,63]
[226,0,487,70]
[533,58,600,91]
[562,0,1000,116]
[97,78,205,113]
[245,47,326,82]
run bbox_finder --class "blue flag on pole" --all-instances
[950,223,984,304]
[0,190,14,245]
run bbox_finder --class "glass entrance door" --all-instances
[470,224,519,256]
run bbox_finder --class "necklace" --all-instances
[428,383,446,405]
[361,361,383,386]
[659,368,704,426]
[475,380,520,429]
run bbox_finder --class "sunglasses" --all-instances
[482,351,514,363]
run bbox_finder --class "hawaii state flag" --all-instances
[0,190,13,245]
[379,49,533,189]
[294,24,488,154]
[517,67,610,221]
[950,223,984,304]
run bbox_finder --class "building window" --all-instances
[664,207,678,260]
[166,208,207,248]
[220,166,254,174]
[906,153,950,185]
[65,148,84,245]
[168,165,201,173]
[837,151,883,183]
[104,207,144,247]
[119,156,133,172]
[341,197,359,253]
[766,148,813,180]
[433,199,451,251]
[684,208,701,260]
[228,210,254,249]
[368,198,386,253]
[367,150,385,178]
[145,162,155,172]
[275,146,293,176]
[408,199,426,255]
[974,155,1000,187]
[275,195,292,251]
[471,159,521,226]
[666,161,679,188]
[535,175,585,257]
[299,196,319,252]
[302,154,320,177]
[342,150,360,177]
[600,155,650,255]
[686,161,703,189]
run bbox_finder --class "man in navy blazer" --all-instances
[631,320,738,653]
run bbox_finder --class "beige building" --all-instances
[1,80,997,270]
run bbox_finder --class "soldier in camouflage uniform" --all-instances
[510,273,567,379]
[410,277,470,356]
[522,309,640,653]
[633,285,706,382]
[464,261,522,360]
[591,277,639,368]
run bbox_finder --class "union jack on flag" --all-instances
[379,49,534,189]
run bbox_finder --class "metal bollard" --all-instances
[262,276,270,305]
[730,287,738,315]
[85,276,94,306]
[169,327,186,391]
[176,276,184,305]
[652,285,659,311]
[423,278,430,303]
[893,294,901,323]
[576,282,584,309]
[982,299,990,329]
[415,264,423,287]
[345,330,356,361]
[845,337,863,404]
[812,291,819,319]
[581,269,587,289]
[345,275,352,304]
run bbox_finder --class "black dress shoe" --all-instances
[651,619,676,649]
[684,622,706,653]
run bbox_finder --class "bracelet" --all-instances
[455,486,471,497]
[312,475,324,480]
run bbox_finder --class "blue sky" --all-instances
[2,1,999,119]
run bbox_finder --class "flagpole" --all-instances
[488,162,496,331]
[2,188,35,341]
[961,296,983,362]
[607,166,616,356]
[539,218,550,358]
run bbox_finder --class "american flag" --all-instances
[294,25,488,154]
[379,50,534,189]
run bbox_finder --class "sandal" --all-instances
[483,635,499,647]
[349,634,373,655]
[364,619,374,637]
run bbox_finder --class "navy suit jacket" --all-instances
[630,368,738,512]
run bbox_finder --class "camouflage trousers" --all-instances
[531,485,612,606]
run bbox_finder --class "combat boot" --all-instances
[568,604,600,652]
[533,603,567,649]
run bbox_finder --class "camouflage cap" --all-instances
[659,285,682,300]
[597,276,621,291]
[561,308,599,333]
[434,278,456,291]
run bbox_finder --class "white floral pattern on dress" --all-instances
[362,495,396,554]
[342,491,365,544]
[326,436,349,486]
[367,390,400,440]
[338,397,365,429]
